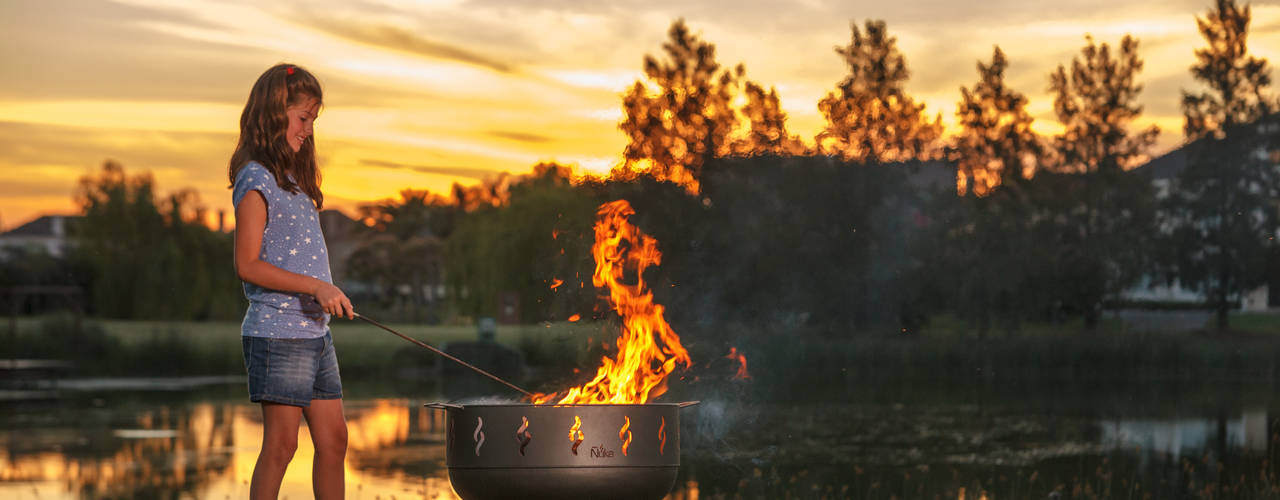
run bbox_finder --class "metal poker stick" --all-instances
[352,312,534,398]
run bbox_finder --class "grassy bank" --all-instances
[5,314,1280,402]
[0,315,607,381]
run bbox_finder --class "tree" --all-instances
[357,189,451,240]
[816,19,942,164]
[689,155,920,332]
[73,161,240,320]
[619,19,741,192]
[1050,35,1161,175]
[1046,35,1160,328]
[730,80,806,156]
[444,163,599,322]
[941,47,1046,337]
[953,46,1042,195]
[349,189,448,321]
[1167,0,1280,330]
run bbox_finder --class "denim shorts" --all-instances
[242,331,343,406]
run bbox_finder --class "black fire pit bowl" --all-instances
[427,401,698,500]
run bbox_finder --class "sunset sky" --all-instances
[2,0,1278,230]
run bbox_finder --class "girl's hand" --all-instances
[313,282,354,319]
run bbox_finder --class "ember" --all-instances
[725,347,751,379]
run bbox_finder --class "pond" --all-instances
[2,377,1278,499]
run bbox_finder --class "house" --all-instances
[1124,114,1280,312]
[0,215,81,260]
[318,209,367,284]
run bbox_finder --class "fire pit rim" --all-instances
[425,401,698,409]
[446,465,677,469]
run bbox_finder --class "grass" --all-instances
[0,315,610,381]
[1228,312,1280,335]
[5,312,1280,398]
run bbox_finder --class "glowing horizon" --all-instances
[2,0,1278,231]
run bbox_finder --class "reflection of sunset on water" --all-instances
[0,404,237,498]
[0,400,459,499]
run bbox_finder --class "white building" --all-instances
[0,215,80,259]
[1125,115,1280,312]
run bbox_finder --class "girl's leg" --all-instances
[250,402,303,499]
[303,398,348,499]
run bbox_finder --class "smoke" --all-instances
[680,395,765,468]
[449,395,522,405]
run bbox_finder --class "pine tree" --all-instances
[618,19,741,193]
[816,20,942,164]
[1047,35,1160,328]
[936,47,1047,337]
[1050,35,1160,174]
[953,47,1042,196]
[730,80,806,156]
[1168,0,1280,330]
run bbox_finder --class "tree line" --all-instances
[14,0,1277,335]
[436,0,1277,334]
[9,161,245,320]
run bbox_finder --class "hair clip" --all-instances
[286,67,295,75]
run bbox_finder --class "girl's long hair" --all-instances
[228,63,324,208]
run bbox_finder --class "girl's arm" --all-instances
[234,190,354,319]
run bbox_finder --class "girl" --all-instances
[229,63,354,500]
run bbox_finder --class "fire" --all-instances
[530,199,692,404]
[550,278,564,290]
[725,347,750,379]
[569,416,584,455]
[568,314,581,322]
[658,416,666,455]
[619,416,632,456]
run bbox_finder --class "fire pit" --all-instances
[413,201,729,498]
[428,401,698,500]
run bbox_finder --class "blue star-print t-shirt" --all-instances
[232,161,332,338]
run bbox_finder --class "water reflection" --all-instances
[1,396,459,499]
[3,392,1279,499]
[1102,410,1270,459]
[2,402,238,498]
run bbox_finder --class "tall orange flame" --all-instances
[530,199,692,404]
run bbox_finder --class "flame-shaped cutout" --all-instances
[473,417,486,456]
[516,416,532,456]
[619,416,632,456]
[569,416,584,455]
[658,416,666,455]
